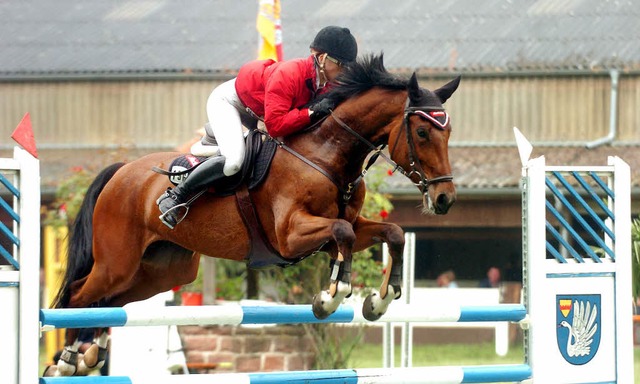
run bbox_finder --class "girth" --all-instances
[235,184,305,268]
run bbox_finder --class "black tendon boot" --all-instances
[157,155,226,229]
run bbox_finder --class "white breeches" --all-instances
[206,78,247,176]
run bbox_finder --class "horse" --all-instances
[45,53,459,376]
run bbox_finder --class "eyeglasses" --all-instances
[324,55,342,67]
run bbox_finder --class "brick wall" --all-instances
[178,325,315,373]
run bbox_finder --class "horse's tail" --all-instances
[51,162,126,309]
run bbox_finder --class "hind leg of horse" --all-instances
[351,215,405,321]
[281,212,356,319]
[52,253,142,375]
[106,253,201,307]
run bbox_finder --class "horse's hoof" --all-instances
[392,285,402,299]
[312,293,332,320]
[82,344,99,368]
[362,293,383,321]
[42,365,59,377]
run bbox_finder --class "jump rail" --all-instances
[39,364,533,384]
[40,303,527,330]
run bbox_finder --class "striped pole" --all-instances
[40,303,527,330]
[39,364,532,384]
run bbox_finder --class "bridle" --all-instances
[388,103,454,195]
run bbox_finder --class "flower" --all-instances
[379,209,389,219]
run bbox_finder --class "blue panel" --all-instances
[40,308,128,328]
[249,369,358,384]
[458,304,526,322]
[545,178,614,259]
[462,364,531,383]
[546,222,581,263]
[0,173,20,198]
[39,377,132,384]
[0,221,20,246]
[571,172,614,220]
[0,196,20,222]
[546,200,602,262]
[552,172,614,240]
[546,241,568,263]
[0,244,19,269]
[242,304,355,324]
[589,171,614,199]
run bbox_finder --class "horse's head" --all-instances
[390,73,460,215]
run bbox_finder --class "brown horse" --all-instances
[47,54,459,376]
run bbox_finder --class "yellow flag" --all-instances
[256,0,283,61]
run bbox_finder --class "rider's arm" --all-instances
[263,63,313,137]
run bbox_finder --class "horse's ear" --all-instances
[434,76,461,104]
[408,72,421,101]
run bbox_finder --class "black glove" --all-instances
[309,98,335,121]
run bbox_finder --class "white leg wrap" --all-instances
[320,281,352,314]
[369,286,397,317]
[56,341,82,376]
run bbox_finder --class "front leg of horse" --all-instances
[312,220,355,319]
[353,216,405,321]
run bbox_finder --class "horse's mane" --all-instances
[322,53,408,105]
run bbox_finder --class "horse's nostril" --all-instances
[436,193,453,213]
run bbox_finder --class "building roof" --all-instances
[2,0,640,78]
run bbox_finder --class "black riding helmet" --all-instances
[310,26,358,64]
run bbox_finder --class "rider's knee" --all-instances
[223,160,243,176]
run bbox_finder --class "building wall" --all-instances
[0,73,638,149]
[0,79,226,149]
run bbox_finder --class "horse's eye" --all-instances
[416,128,428,138]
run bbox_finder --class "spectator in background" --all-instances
[437,270,459,288]
[479,266,501,288]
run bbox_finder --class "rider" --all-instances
[157,26,358,228]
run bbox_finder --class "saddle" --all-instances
[165,129,275,194]
[159,129,300,268]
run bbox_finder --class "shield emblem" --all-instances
[556,294,601,365]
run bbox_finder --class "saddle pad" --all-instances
[215,130,278,194]
[162,130,278,192]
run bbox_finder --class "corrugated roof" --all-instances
[387,145,640,191]
[1,0,640,77]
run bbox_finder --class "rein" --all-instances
[333,101,454,196]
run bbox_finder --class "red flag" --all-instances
[11,112,38,158]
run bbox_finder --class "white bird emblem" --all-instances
[559,300,598,357]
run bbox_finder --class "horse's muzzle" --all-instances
[433,191,456,214]
[422,184,456,215]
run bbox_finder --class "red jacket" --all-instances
[235,55,320,137]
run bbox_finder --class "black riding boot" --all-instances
[156,155,226,229]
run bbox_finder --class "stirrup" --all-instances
[159,203,190,229]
